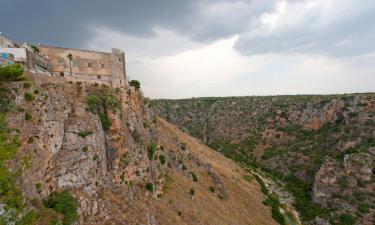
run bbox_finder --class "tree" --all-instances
[128,80,141,89]
[67,53,73,76]
[0,64,24,83]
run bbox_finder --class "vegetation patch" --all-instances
[147,143,157,160]
[24,93,35,102]
[159,154,166,165]
[86,87,120,131]
[78,130,93,138]
[128,80,141,89]
[43,190,79,225]
[146,183,154,192]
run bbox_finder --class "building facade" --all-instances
[38,46,126,88]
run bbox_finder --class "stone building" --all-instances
[38,46,126,88]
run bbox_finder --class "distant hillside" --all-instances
[152,94,375,225]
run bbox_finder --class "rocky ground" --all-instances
[152,95,375,225]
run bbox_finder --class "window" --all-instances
[60,72,64,77]
[87,62,92,68]
[101,63,105,68]
[97,75,101,79]
[57,58,64,66]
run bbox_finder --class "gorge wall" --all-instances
[0,74,276,225]
[152,95,375,225]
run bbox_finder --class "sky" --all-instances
[1,0,375,99]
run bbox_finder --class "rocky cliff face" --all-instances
[5,79,163,223]
[152,95,375,225]
[0,76,276,225]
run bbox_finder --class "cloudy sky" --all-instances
[1,0,375,98]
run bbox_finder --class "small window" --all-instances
[57,58,64,66]
[87,62,92,68]
[60,72,64,77]
[97,75,101,79]
[101,63,105,68]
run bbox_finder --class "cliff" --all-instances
[0,75,276,225]
[152,95,375,225]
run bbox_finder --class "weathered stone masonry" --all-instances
[39,46,126,88]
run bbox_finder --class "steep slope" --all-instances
[152,95,375,225]
[0,74,276,225]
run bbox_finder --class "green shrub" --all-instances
[128,80,141,89]
[25,112,32,121]
[159,154,166,165]
[357,203,370,214]
[78,131,93,138]
[146,183,154,192]
[86,95,98,112]
[190,188,195,195]
[82,146,88,153]
[103,95,119,108]
[209,186,215,193]
[339,213,356,225]
[23,81,32,89]
[190,172,198,182]
[0,95,14,112]
[43,190,78,225]
[147,143,157,160]
[35,182,42,193]
[16,210,39,225]
[99,112,111,131]
[0,64,24,82]
[30,45,39,53]
[24,93,35,102]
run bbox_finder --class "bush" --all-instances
[99,113,111,131]
[25,112,32,121]
[82,146,88,153]
[190,172,198,182]
[146,183,154,192]
[147,143,157,160]
[86,92,119,131]
[86,95,98,112]
[43,190,79,225]
[339,213,356,225]
[128,80,141,89]
[23,81,32,89]
[0,95,14,112]
[24,93,35,102]
[190,188,195,195]
[0,64,24,83]
[78,131,93,138]
[159,154,166,165]
[209,186,215,193]
[30,45,39,53]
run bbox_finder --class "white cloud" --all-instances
[87,26,375,98]
[235,0,375,57]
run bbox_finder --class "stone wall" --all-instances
[38,46,126,88]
